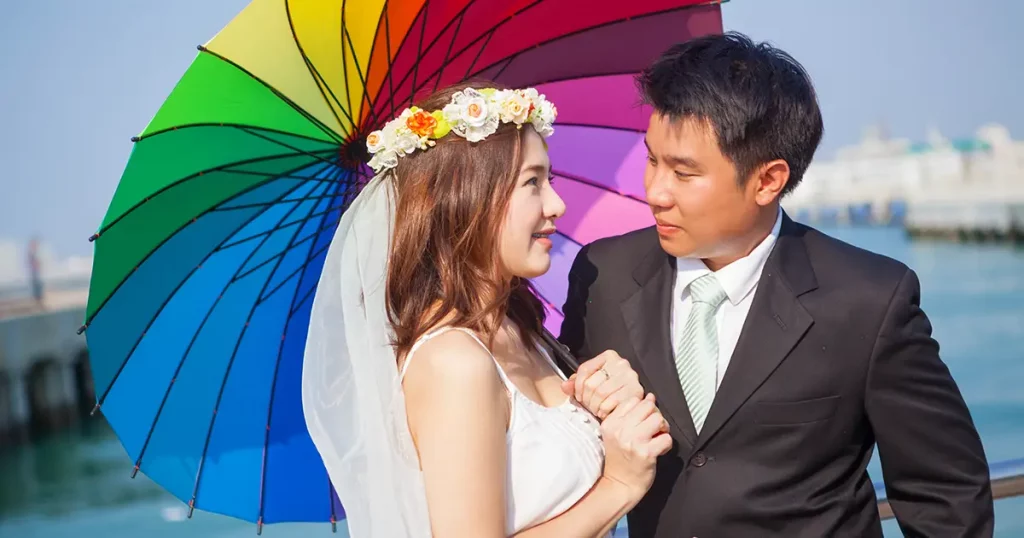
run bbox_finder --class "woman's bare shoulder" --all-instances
[403,329,502,397]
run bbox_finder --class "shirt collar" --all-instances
[675,207,783,306]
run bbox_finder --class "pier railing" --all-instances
[876,458,1024,520]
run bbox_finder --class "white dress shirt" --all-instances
[670,209,783,390]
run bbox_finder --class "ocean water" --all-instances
[1,226,1022,537]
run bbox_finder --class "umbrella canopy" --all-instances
[83,0,723,531]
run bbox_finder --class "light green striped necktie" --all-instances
[675,273,728,434]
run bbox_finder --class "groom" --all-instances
[559,32,994,537]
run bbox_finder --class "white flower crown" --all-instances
[365,87,558,173]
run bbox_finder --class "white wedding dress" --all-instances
[401,326,605,535]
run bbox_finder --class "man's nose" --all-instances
[645,171,673,208]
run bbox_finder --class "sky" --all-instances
[1,0,1022,260]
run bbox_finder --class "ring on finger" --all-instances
[599,368,610,381]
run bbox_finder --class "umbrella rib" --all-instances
[340,0,356,131]
[383,1,397,120]
[366,0,485,117]
[553,121,643,134]
[282,3,355,133]
[87,155,336,330]
[486,56,516,82]
[432,9,466,94]
[211,190,351,213]
[258,223,337,310]
[338,1,388,130]
[554,230,582,248]
[328,479,338,532]
[463,28,495,80]
[119,174,334,483]
[281,236,337,316]
[93,146,336,240]
[135,123,338,145]
[372,0,542,116]
[409,0,430,105]
[89,161,334,402]
[533,287,564,317]
[411,2,714,101]
[218,199,350,251]
[283,2,357,134]
[232,212,343,287]
[463,3,715,82]
[212,168,349,184]
[245,166,350,294]
[352,0,391,128]
[341,21,377,128]
[257,176,353,531]
[525,70,654,90]
[229,168,350,283]
[188,176,347,519]
[258,225,345,300]
[235,126,342,169]
[198,47,345,144]
[552,168,647,205]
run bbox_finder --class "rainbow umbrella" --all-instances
[82,0,723,531]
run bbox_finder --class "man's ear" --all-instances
[751,159,789,206]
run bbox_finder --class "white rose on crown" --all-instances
[443,89,500,143]
[368,149,397,171]
[365,129,388,154]
[496,89,531,125]
[394,132,420,155]
[530,97,556,138]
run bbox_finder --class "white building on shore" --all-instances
[784,123,1024,236]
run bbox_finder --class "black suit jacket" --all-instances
[559,214,994,537]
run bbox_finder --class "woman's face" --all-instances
[499,128,565,279]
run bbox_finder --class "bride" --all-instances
[302,81,671,537]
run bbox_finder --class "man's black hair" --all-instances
[637,31,824,196]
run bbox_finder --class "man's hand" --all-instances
[562,350,646,420]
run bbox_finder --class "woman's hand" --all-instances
[562,350,645,420]
[598,393,672,502]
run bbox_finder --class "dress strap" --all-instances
[533,338,569,381]
[399,327,517,394]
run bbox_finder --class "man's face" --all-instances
[643,113,763,260]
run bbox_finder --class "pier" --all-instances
[0,289,92,445]
[782,123,1024,243]
[904,189,1024,243]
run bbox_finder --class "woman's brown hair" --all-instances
[385,80,547,361]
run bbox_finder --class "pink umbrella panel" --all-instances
[530,74,662,334]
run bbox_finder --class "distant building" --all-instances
[784,123,1024,222]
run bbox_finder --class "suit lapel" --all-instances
[695,215,818,450]
[620,248,699,447]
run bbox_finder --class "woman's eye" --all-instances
[525,177,539,186]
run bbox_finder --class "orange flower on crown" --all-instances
[406,109,438,137]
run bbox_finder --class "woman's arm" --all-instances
[403,331,510,538]
[405,331,668,538]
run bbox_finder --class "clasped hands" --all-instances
[560,351,673,497]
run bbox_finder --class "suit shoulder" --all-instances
[580,226,660,265]
[796,222,910,288]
